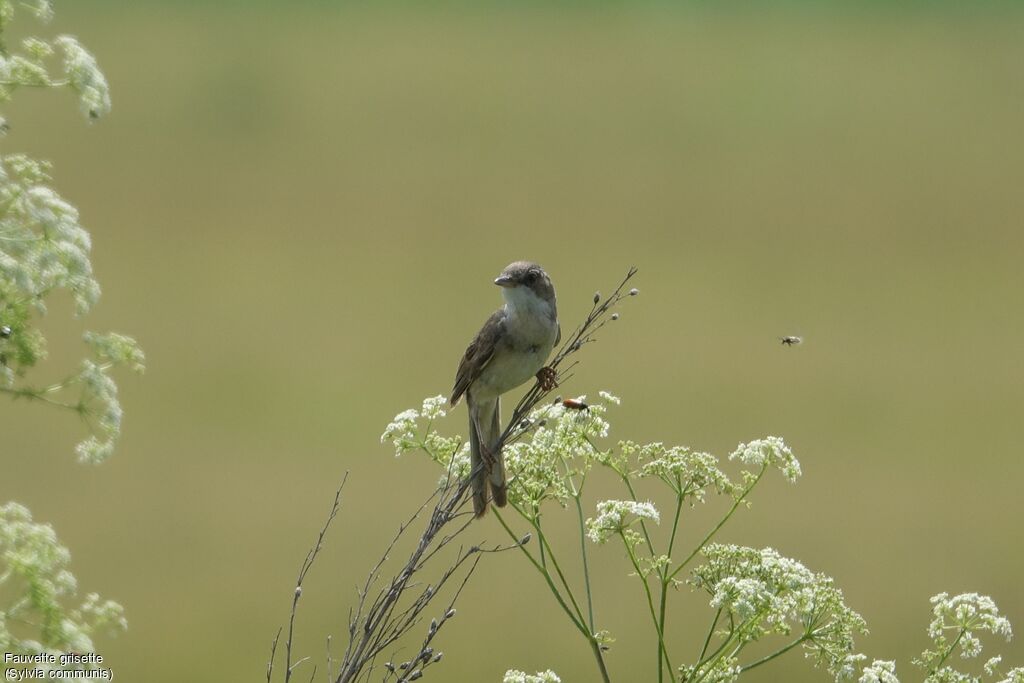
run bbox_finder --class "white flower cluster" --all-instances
[1,153,144,462]
[0,0,54,22]
[502,670,561,683]
[0,6,109,122]
[54,36,111,120]
[85,331,146,373]
[692,544,867,681]
[380,396,465,471]
[586,499,660,544]
[860,660,899,683]
[914,592,1016,683]
[729,436,802,483]
[927,592,1013,645]
[0,502,126,659]
[0,155,100,316]
[633,441,735,501]
[679,657,741,683]
[381,408,420,453]
[502,393,615,511]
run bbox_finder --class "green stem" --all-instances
[697,608,722,665]
[622,532,677,683]
[492,510,589,638]
[587,639,613,683]
[520,505,589,629]
[931,629,966,675]
[619,473,665,680]
[573,493,596,632]
[494,509,612,683]
[0,385,79,410]
[0,80,70,87]
[654,493,685,683]
[669,465,767,582]
[739,632,812,672]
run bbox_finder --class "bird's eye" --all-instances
[526,271,538,284]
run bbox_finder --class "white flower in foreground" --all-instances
[997,668,1024,683]
[860,660,899,683]
[380,408,420,453]
[692,544,866,681]
[927,592,1012,647]
[636,441,734,500]
[586,499,659,544]
[985,657,1004,675]
[55,35,111,119]
[729,436,801,482]
[0,502,126,654]
[420,395,448,421]
[503,670,561,683]
[680,657,741,683]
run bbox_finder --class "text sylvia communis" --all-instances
[450,261,561,517]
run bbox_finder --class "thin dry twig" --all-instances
[268,474,349,683]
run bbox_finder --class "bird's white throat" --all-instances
[502,285,554,323]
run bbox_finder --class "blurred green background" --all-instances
[4,1,1024,681]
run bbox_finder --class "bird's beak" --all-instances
[494,275,515,288]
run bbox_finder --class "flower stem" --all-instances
[622,532,677,683]
[668,464,767,582]
[657,492,685,680]
[494,509,612,683]
[492,509,589,638]
[573,493,596,632]
[739,633,811,672]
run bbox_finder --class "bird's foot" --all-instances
[479,442,497,470]
[536,366,558,392]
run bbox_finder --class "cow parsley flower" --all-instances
[55,36,110,120]
[986,657,1003,676]
[502,392,618,511]
[997,669,1024,683]
[914,592,1014,681]
[0,503,126,657]
[636,441,735,500]
[860,660,899,683]
[503,670,560,683]
[692,544,866,680]
[381,408,421,454]
[927,593,1012,644]
[729,436,802,482]
[586,499,659,544]
[680,657,741,683]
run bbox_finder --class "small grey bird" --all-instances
[450,261,561,517]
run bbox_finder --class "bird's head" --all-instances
[494,261,557,310]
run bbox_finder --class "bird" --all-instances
[450,261,561,517]
[780,336,803,347]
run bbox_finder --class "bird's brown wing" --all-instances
[450,309,504,406]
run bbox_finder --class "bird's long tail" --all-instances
[469,397,506,517]
[488,396,507,508]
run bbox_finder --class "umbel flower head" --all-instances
[914,592,1017,683]
[691,544,867,682]
[586,499,660,544]
[503,670,561,683]
[0,503,126,657]
[729,436,802,483]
